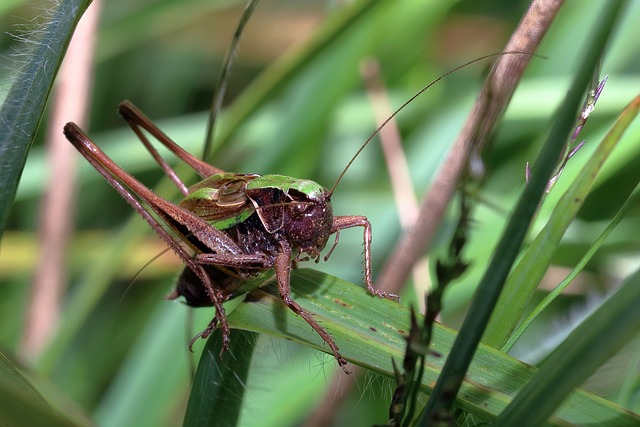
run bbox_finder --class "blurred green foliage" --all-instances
[1,0,639,426]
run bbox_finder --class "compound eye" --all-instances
[287,190,313,215]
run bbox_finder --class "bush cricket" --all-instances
[64,99,400,374]
[64,48,523,373]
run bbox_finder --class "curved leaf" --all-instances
[495,266,640,426]
[0,0,91,235]
[183,330,258,427]
[221,269,639,425]
[0,350,94,427]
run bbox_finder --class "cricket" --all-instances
[64,98,399,373]
[63,5,521,372]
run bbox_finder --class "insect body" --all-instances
[64,101,396,374]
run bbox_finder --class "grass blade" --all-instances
[183,329,258,427]
[0,350,94,427]
[226,269,639,425]
[0,0,91,235]
[494,267,640,426]
[209,0,383,155]
[92,302,191,427]
[504,97,640,352]
[420,1,626,422]
[486,94,640,350]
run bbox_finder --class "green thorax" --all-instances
[247,174,327,199]
[178,173,328,232]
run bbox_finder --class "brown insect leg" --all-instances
[275,243,349,374]
[64,123,233,354]
[195,252,270,269]
[331,215,399,301]
[186,285,231,358]
[118,101,223,179]
[322,230,340,262]
[196,272,231,355]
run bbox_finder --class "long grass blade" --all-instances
[0,0,91,236]
[486,93,640,351]
[419,1,626,423]
[494,267,640,426]
[226,269,639,425]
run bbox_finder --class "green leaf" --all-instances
[91,301,191,427]
[183,330,258,427]
[494,266,640,426]
[503,96,640,352]
[0,0,91,236]
[5,1,639,426]
[0,350,94,427]
[420,1,626,422]
[224,269,639,425]
[0,350,47,408]
[485,89,640,350]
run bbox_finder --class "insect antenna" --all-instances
[107,246,173,320]
[203,0,260,163]
[328,51,535,197]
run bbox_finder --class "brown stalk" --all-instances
[21,0,102,358]
[305,57,434,426]
[376,0,565,294]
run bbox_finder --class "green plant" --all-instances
[1,1,639,426]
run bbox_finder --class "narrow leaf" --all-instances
[226,269,639,425]
[0,0,91,236]
[494,267,640,426]
[183,330,258,427]
[419,1,625,422]
[486,93,640,349]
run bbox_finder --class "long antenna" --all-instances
[328,51,534,196]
